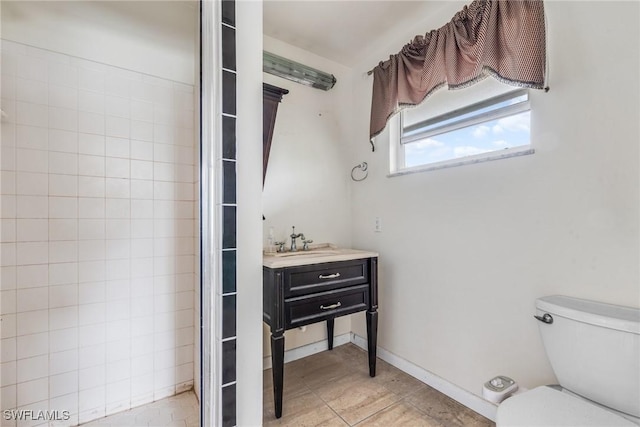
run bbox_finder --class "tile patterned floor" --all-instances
[263,344,495,427]
[79,391,199,427]
[80,344,493,427]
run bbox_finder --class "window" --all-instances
[392,81,533,174]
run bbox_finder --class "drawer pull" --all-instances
[318,273,341,279]
[320,302,342,310]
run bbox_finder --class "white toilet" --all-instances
[497,295,640,426]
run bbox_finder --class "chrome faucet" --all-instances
[289,226,305,252]
[302,238,313,251]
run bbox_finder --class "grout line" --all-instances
[348,397,400,426]
[350,334,496,422]
[305,377,346,424]
[325,401,349,426]
[263,343,474,427]
[221,22,236,31]
[3,39,194,86]
[403,397,442,423]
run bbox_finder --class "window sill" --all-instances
[389,146,534,178]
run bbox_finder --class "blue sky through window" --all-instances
[404,111,530,168]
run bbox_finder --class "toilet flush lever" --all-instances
[534,313,554,324]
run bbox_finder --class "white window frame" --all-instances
[389,89,535,176]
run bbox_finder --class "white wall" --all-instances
[1,1,197,85]
[348,0,639,401]
[262,36,356,355]
[262,36,354,247]
[236,2,266,424]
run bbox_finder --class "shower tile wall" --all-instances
[0,41,197,426]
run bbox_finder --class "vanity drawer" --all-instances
[284,259,369,297]
[285,285,369,329]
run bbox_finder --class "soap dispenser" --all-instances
[267,227,275,253]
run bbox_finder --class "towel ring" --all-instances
[351,162,368,182]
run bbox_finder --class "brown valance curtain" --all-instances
[370,0,547,139]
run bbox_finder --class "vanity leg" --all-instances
[366,310,378,377]
[271,333,285,418]
[326,318,335,350]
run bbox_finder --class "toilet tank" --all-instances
[536,295,640,418]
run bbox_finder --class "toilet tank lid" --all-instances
[536,295,640,334]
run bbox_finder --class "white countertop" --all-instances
[263,244,378,269]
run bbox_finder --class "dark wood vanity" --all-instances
[263,251,378,418]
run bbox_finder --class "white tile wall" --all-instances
[1,40,196,426]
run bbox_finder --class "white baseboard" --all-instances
[350,333,497,421]
[262,333,351,370]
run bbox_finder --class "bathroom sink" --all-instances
[271,249,341,257]
[265,243,340,257]
[263,244,378,269]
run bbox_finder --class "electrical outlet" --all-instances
[374,217,382,232]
